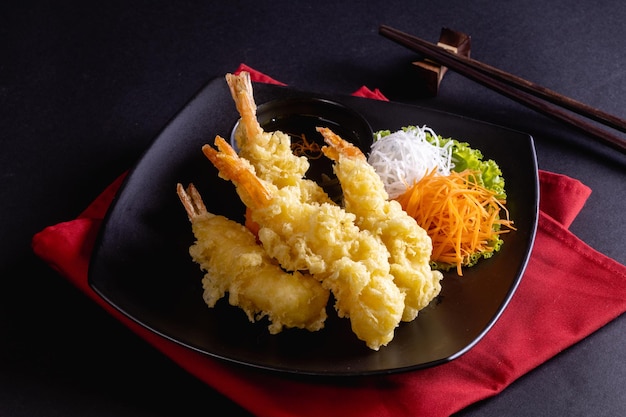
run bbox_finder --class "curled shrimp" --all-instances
[177,182,329,334]
[319,127,443,322]
[226,72,331,204]
[202,136,404,350]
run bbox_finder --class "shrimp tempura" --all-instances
[177,183,329,334]
[202,136,405,350]
[319,127,443,321]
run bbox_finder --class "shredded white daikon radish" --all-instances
[367,126,454,199]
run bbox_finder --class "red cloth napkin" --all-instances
[32,64,626,417]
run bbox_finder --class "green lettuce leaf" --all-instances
[425,133,506,199]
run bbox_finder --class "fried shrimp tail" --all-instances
[202,136,273,210]
[177,183,329,334]
[225,71,264,140]
[319,127,443,322]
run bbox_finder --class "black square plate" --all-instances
[88,77,538,376]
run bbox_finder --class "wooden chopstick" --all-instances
[379,24,626,154]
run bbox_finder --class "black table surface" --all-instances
[2,1,625,416]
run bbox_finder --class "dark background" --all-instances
[2,1,625,416]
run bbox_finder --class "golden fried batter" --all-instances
[203,137,404,350]
[177,183,328,334]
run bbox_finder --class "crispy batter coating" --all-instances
[319,127,442,321]
[177,183,328,334]
[203,137,405,350]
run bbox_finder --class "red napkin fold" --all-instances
[32,64,626,417]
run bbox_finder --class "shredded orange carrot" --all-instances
[395,169,515,276]
[291,134,322,159]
